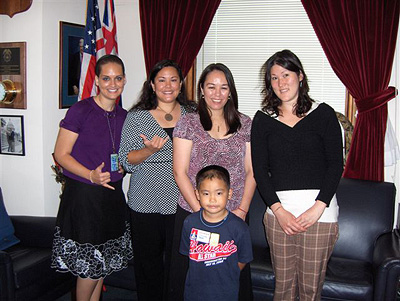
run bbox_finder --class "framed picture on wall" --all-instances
[0,115,25,156]
[59,21,85,108]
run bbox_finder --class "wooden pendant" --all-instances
[0,0,33,18]
[164,113,173,121]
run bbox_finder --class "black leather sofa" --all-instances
[0,216,75,301]
[104,177,400,300]
[4,177,397,300]
[249,177,400,301]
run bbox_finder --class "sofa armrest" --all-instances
[372,230,400,301]
[0,250,16,300]
[10,216,56,248]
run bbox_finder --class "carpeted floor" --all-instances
[56,286,137,301]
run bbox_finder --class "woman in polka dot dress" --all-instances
[119,59,195,301]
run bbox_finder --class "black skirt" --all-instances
[51,176,133,279]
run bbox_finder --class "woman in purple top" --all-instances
[169,63,257,300]
[52,55,132,301]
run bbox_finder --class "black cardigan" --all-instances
[251,103,343,208]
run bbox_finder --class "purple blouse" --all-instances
[60,97,127,184]
[173,112,252,212]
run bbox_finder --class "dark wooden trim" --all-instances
[345,89,357,126]
[185,60,196,102]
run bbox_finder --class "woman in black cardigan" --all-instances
[251,50,343,300]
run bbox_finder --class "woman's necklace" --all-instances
[94,97,119,172]
[158,102,177,121]
[213,119,225,133]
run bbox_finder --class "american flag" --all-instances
[78,0,105,101]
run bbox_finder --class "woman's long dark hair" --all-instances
[197,63,241,135]
[130,59,195,112]
[261,49,314,117]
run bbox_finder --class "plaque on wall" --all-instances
[0,42,26,109]
[0,0,33,18]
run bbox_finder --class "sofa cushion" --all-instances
[0,188,19,250]
[323,257,373,301]
[333,178,395,263]
[7,243,75,300]
[7,244,54,289]
[11,216,56,248]
[2,216,75,301]
[250,250,374,301]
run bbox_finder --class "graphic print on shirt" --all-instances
[189,228,237,266]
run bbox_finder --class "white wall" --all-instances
[0,0,145,216]
[385,28,400,226]
[0,0,399,218]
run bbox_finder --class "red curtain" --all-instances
[139,0,221,77]
[301,0,399,182]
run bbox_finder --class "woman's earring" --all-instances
[228,94,231,101]
[300,81,303,88]
[201,94,205,100]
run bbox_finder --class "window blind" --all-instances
[196,0,346,118]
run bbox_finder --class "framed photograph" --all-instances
[0,115,25,156]
[59,21,85,109]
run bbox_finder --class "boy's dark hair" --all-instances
[196,165,230,190]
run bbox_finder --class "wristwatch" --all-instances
[0,79,17,104]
